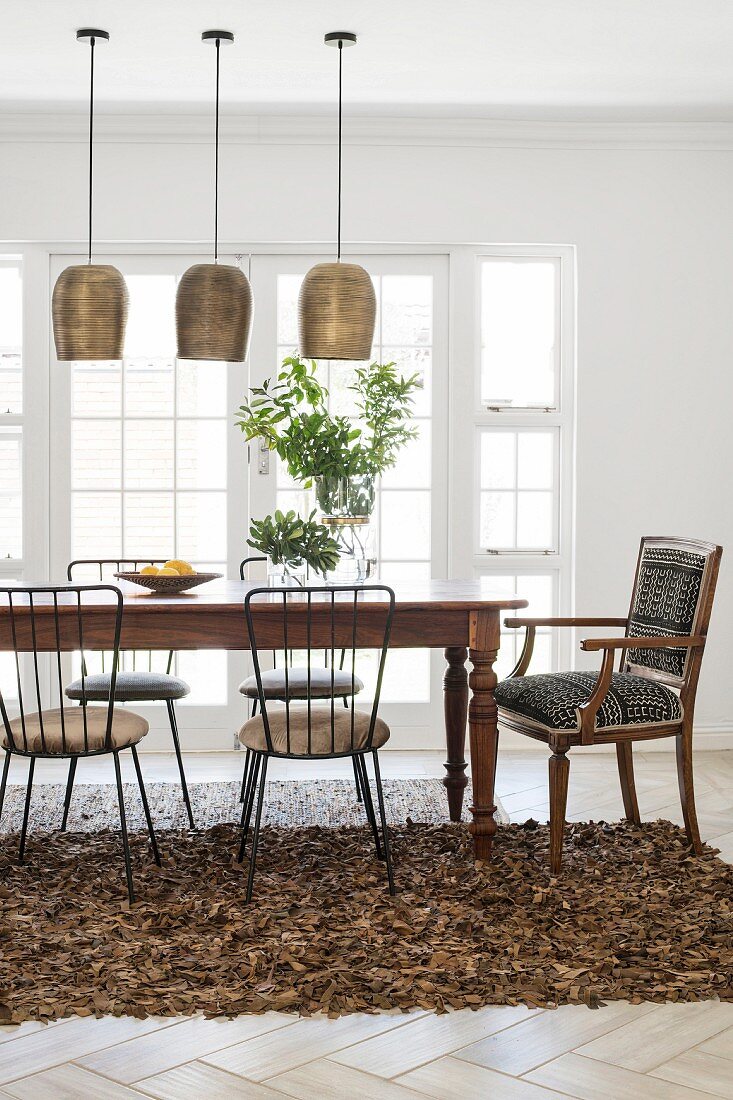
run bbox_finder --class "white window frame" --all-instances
[449,244,576,672]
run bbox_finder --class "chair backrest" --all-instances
[240,556,345,671]
[239,556,266,580]
[624,536,722,696]
[0,584,123,754]
[67,559,173,674]
[244,584,395,757]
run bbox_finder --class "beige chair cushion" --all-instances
[3,707,149,754]
[239,707,390,755]
[239,666,364,699]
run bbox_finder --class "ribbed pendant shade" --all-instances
[52,30,129,362]
[176,263,253,361]
[53,264,129,361]
[298,32,374,361]
[175,31,253,362]
[298,262,376,361]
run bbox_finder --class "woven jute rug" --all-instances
[0,815,731,1023]
[0,777,508,831]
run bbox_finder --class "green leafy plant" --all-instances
[235,355,421,484]
[247,509,341,576]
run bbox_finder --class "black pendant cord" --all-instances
[214,36,221,262]
[87,35,96,265]
[337,39,343,263]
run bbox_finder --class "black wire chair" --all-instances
[65,560,194,828]
[238,584,396,902]
[0,585,160,904]
[238,556,364,804]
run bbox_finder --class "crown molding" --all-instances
[2,112,733,149]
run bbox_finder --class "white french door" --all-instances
[49,253,249,747]
[247,253,450,747]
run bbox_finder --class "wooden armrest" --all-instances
[581,634,705,652]
[504,616,627,629]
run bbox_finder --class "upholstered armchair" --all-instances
[495,537,722,872]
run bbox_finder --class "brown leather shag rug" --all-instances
[0,818,731,1024]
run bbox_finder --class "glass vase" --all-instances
[314,473,375,519]
[321,516,377,584]
[267,560,306,588]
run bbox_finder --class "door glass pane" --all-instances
[0,428,22,559]
[177,421,227,489]
[72,493,122,558]
[125,359,175,417]
[125,493,174,556]
[72,420,122,488]
[380,491,430,560]
[124,420,174,488]
[481,260,556,407]
[72,363,121,416]
[177,492,227,562]
[0,262,22,415]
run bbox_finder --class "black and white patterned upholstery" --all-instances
[627,545,706,679]
[495,671,682,732]
[65,671,190,702]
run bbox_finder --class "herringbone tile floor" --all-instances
[1,747,732,1099]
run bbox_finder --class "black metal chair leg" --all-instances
[356,754,383,860]
[239,747,252,803]
[60,756,78,831]
[352,754,363,802]
[113,751,135,904]
[131,745,161,866]
[246,755,269,903]
[372,750,395,895]
[0,751,10,825]
[167,700,194,828]
[238,753,261,861]
[18,757,34,865]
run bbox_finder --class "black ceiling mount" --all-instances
[325,32,357,48]
[202,30,235,45]
[76,29,110,45]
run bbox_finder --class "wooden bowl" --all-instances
[113,571,222,594]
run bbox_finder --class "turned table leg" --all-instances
[443,646,469,821]
[468,610,501,861]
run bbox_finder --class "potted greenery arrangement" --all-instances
[247,509,341,586]
[236,356,421,580]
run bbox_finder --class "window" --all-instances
[0,258,23,568]
[473,251,575,674]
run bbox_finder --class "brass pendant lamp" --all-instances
[298,32,376,361]
[52,30,129,361]
[176,31,253,362]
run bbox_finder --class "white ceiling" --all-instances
[2,0,733,119]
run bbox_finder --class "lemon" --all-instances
[139,565,159,576]
[163,559,195,575]
[157,567,179,576]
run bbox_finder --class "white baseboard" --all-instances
[139,723,733,754]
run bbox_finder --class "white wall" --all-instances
[2,118,732,737]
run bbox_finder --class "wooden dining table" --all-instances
[0,579,527,861]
